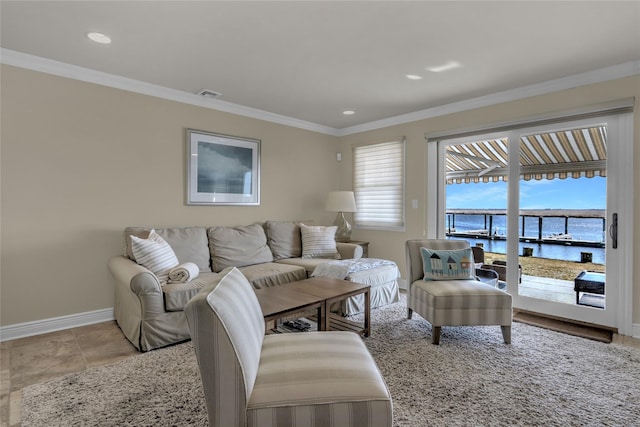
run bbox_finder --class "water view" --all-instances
[446,177,607,265]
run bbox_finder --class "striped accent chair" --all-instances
[185,267,393,427]
[405,239,512,345]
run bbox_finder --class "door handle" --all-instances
[608,213,618,249]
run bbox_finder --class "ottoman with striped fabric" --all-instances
[405,239,512,345]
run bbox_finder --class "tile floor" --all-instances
[1,321,138,427]
[2,319,640,427]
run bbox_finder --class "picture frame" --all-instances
[186,129,261,205]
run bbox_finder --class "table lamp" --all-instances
[325,191,357,242]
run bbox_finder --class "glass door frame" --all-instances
[426,111,633,335]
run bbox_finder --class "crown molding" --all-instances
[2,48,638,138]
[0,48,339,136]
[335,60,640,136]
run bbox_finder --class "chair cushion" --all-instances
[410,279,512,326]
[247,331,393,427]
[420,247,474,281]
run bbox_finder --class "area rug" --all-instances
[22,295,640,427]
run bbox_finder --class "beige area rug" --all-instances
[513,311,613,343]
[22,295,640,426]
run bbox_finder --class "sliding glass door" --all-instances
[430,111,633,333]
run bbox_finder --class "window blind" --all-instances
[353,140,405,230]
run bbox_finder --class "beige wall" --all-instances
[339,76,640,325]
[0,65,340,326]
[1,64,638,329]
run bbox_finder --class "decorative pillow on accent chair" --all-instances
[420,247,475,281]
[300,224,341,259]
[130,229,180,284]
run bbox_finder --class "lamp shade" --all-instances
[325,191,357,212]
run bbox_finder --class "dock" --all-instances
[446,209,606,248]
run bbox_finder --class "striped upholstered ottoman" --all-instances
[405,239,513,345]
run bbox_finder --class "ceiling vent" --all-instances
[196,89,222,98]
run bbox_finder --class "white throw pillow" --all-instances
[300,224,341,259]
[130,229,180,284]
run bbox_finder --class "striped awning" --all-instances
[446,126,607,184]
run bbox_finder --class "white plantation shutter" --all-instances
[353,140,405,230]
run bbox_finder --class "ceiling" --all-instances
[1,1,639,132]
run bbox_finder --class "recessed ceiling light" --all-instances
[87,32,111,44]
[406,74,423,80]
[426,60,462,73]
[343,110,355,115]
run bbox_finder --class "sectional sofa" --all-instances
[108,221,399,351]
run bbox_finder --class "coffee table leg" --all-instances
[321,301,330,331]
[364,288,370,337]
[318,304,327,331]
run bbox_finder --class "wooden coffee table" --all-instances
[254,277,371,337]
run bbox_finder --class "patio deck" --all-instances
[518,274,604,308]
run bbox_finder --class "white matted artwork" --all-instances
[186,129,260,205]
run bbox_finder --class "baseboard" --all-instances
[398,278,407,290]
[0,308,115,342]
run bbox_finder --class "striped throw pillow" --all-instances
[130,229,180,284]
[300,224,341,259]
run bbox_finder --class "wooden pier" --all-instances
[446,209,606,248]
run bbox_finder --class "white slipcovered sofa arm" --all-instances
[108,256,162,295]
[108,256,168,320]
[336,242,363,259]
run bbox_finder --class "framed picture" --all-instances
[186,129,261,205]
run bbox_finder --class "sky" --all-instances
[446,176,606,210]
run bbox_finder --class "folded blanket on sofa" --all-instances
[168,262,200,283]
[311,258,397,279]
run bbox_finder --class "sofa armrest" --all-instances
[336,242,363,259]
[108,256,168,321]
[108,256,162,295]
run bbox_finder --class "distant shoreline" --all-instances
[446,208,605,218]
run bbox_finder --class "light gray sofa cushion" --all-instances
[239,262,307,289]
[162,272,221,311]
[276,257,336,275]
[208,224,274,272]
[124,227,212,273]
[264,220,303,260]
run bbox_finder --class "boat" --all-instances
[545,233,573,241]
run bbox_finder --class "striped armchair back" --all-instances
[405,239,470,283]
[185,267,266,427]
